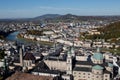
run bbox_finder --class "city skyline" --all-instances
[0,0,120,18]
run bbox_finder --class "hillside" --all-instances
[98,21,120,39]
[85,21,120,43]
[34,14,61,20]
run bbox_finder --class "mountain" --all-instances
[1,14,120,23]
[57,14,77,19]
[33,14,80,22]
[34,14,61,20]
[98,21,120,40]
[34,14,120,23]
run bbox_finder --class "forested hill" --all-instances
[85,21,120,43]
[98,21,120,40]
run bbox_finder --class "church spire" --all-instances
[97,47,100,53]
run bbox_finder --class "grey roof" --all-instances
[73,67,91,72]
[46,57,66,61]
[104,70,111,74]
[32,61,65,75]
[76,61,93,65]
[116,61,120,66]
[34,61,49,70]
[33,69,60,74]
[32,61,60,74]
[23,53,36,60]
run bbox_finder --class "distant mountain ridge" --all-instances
[34,14,61,20]
[33,14,120,22]
[1,14,120,22]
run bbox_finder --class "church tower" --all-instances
[67,50,72,74]
[19,46,23,67]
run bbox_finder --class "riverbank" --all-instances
[6,31,19,41]
[17,33,53,46]
[6,31,53,46]
[0,31,14,40]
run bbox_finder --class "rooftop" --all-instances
[76,61,93,65]
[92,65,104,70]
[93,52,103,60]
[23,53,36,60]
[6,72,54,80]
[116,61,120,67]
[93,48,104,60]
[108,62,113,67]
[73,67,91,72]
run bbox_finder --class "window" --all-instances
[79,73,81,74]
[105,75,108,77]
[24,62,26,66]
[97,61,99,63]
[51,67,53,70]
[68,60,70,63]
[96,76,99,78]
[29,61,32,66]
[28,61,29,66]
[97,72,99,74]
[83,73,85,75]
[68,67,70,70]
[26,61,28,66]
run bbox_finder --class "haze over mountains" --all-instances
[34,14,61,20]
[0,14,120,22]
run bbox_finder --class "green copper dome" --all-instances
[67,50,71,54]
[93,52,104,60]
[108,63,113,67]
[71,47,75,54]
[92,65,104,70]
[67,50,72,57]
[93,48,103,60]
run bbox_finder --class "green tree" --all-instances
[0,50,5,59]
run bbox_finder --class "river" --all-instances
[6,31,28,44]
[6,31,19,41]
[6,31,53,46]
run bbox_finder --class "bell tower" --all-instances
[19,46,23,67]
[66,50,72,74]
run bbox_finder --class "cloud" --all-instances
[38,6,120,12]
[38,6,85,11]
[0,6,120,18]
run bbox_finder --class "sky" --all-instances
[0,0,120,18]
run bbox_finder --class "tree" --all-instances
[0,50,5,59]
